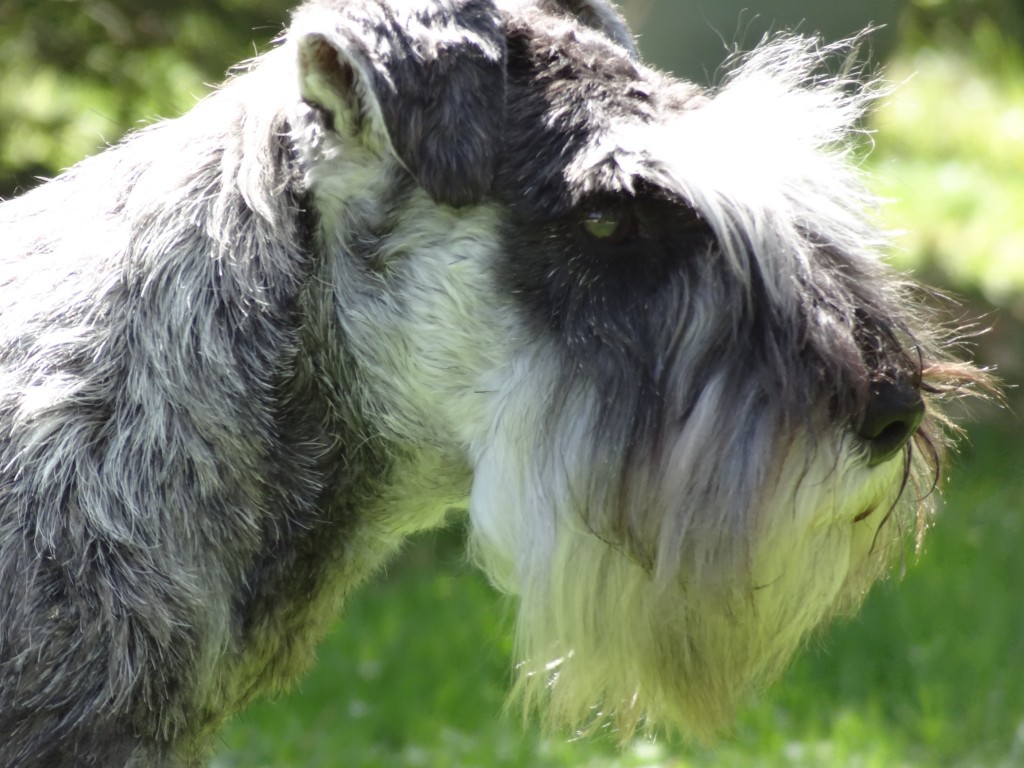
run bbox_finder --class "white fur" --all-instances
[462,36,918,740]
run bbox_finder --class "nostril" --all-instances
[856,378,925,467]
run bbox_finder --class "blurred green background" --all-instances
[2,1,1022,766]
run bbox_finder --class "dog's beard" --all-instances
[468,352,918,740]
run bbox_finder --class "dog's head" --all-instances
[283,0,990,740]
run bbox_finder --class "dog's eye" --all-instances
[581,205,636,243]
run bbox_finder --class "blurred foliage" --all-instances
[899,0,1024,47]
[871,0,1024,310]
[616,0,905,81]
[0,0,290,195]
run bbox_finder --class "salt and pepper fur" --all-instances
[0,1,989,765]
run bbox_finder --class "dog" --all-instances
[0,0,991,765]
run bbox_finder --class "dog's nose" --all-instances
[856,378,925,467]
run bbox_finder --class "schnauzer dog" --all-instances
[0,0,989,765]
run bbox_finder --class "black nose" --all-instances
[856,378,925,467]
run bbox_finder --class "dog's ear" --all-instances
[292,0,507,208]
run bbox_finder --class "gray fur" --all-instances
[0,1,990,765]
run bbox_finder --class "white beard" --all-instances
[468,353,917,739]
